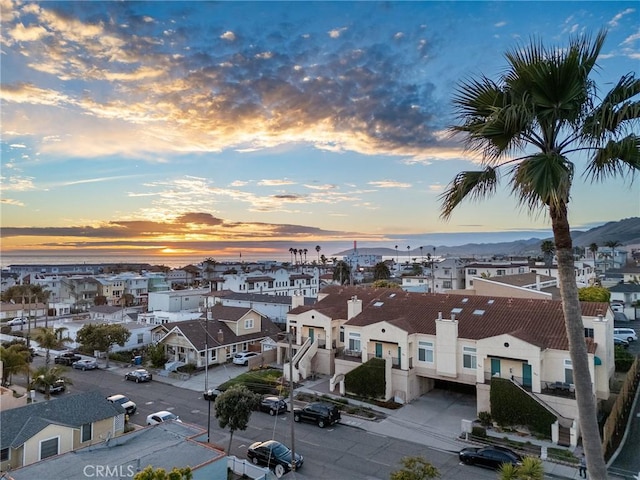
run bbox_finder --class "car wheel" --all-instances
[274,464,285,478]
[135,378,139,383]
[318,419,326,428]
[628,337,634,342]
[251,456,259,465]
[269,409,276,416]
[294,413,301,422]
[82,367,86,371]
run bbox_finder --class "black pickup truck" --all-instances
[54,352,81,365]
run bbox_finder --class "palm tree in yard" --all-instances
[604,240,622,270]
[589,243,599,263]
[315,245,321,262]
[439,30,639,479]
[33,326,72,369]
[540,240,555,267]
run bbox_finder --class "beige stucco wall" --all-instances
[23,423,74,466]
[0,386,28,411]
[436,318,458,377]
[472,280,552,299]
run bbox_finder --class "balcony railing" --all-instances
[485,372,576,399]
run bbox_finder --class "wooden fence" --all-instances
[602,356,640,459]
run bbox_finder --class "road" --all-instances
[21,356,498,480]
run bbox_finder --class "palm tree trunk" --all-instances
[550,206,607,479]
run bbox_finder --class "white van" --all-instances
[613,328,637,343]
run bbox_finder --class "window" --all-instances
[468,269,477,275]
[418,341,434,363]
[339,326,344,343]
[564,359,573,384]
[496,269,506,275]
[443,280,452,289]
[81,423,92,442]
[584,328,594,338]
[244,318,254,329]
[463,346,477,369]
[0,448,8,462]
[348,332,361,352]
[137,333,144,344]
[40,437,59,460]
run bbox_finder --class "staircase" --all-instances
[298,338,319,380]
[283,337,312,382]
[508,378,573,429]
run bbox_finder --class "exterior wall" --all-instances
[148,289,209,313]
[476,334,542,391]
[23,424,74,466]
[471,279,552,299]
[211,296,291,325]
[464,264,529,288]
[0,386,28,411]
[221,311,263,337]
[435,318,458,377]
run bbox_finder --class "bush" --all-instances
[478,411,492,427]
[615,347,634,372]
[344,357,385,399]
[471,426,487,438]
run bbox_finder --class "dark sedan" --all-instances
[459,445,522,470]
[203,388,222,401]
[124,368,153,383]
[258,395,288,416]
[247,440,303,477]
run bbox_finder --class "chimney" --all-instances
[291,292,305,309]
[438,311,442,320]
[217,328,224,343]
[536,274,541,290]
[347,295,363,319]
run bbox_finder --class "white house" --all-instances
[147,288,210,313]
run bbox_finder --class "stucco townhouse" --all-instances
[281,285,615,447]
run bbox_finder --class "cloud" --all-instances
[1,198,25,206]
[608,8,635,28]
[494,21,507,28]
[367,180,412,188]
[257,179,297,186]
[1,2,448,163]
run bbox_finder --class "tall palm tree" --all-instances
[33,326,72,368]
[0,344,31,386]
[289,247,294,265]
[440,30,639,478]
[315,245,321,263]
[31,365,72,401]
[540,240,555,267]
[589,243,599,263]
[292,248,298,265]
[604,240,622,270]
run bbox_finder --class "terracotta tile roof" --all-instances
[314,286,607,352]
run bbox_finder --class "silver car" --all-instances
[72,359,98,370]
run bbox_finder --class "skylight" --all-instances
[462,298,469,302]
[487,299,495,304]
[451,307,463,314]
[374,301,384,307]
[473,309,485,315]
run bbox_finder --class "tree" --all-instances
[333,260,352,285]
[320,254,328,265]
[578,286,611,302]
[133,466,192,480]
[147,342,168,368]
[316,245,321,262]
[94,295,108,306]
[588,243,599,263]
[120,293,135,307]
[540,240,555,267]
[373,262,391,281]
[604,240,622,270]
[498,456,544,480]
[214,385,260,454]
[76,324,131,367]
[31,365,72,401]
[33,327,72,368]
[390,456,440,480]
[372,280,401,289]
[0,343,31,386]
[2,284,50,345]
[439,30,639,478]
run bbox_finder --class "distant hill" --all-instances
[334,217,640,258]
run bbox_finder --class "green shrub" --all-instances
[344,357,385,398]
[478,411,492,427]
[614,347,634,372]
[471,426,487,437]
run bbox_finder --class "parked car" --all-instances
[247,440,303,477]
[72,358,98,370]
[54,352,81,365]
[258,395,288,416]
[203,388,222,401]
[34,378,65,395]
[107,394,137,415]
[232,351,259,366]
[125,368,153,383]
[293,402,341,428]
[614,328,637,343]
[459,445,522,470]
[614,337,630,349]
[7,317,27,326]
[146,410,182,425]
[613,311,630,323]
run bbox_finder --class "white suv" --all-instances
[613,328,637,343]
[107,394,137,415]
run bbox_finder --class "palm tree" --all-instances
[604,240,622,270]
[373,262,391,281]
[33,327,72,368]
[31,365,72,401]
[303,248,308,264]
[540,240,555,267]
[333,261,352,285]
[315,245,321,263]
[439,30,639,478]
[292,248,298,265]
[498,456,544,480]
[0,344,31,386]
[589,243,599,264]
[420,246,424,264]
[289,248,294,265]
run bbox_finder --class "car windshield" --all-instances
[271,443,290,457]
[114,397,129,405]
[162,413,177,420]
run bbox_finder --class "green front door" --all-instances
[308,328,315,343]
[375,343,382,358]
[491,358,501,376]
[522,363,532,388]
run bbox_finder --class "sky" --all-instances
[1,1,639,262]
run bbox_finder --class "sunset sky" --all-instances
[1,1,639,261]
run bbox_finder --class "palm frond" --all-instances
[583,74,640,137]
[439,168,498,219]
[584,134,640,181]
[509,153,573,212]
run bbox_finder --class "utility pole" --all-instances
[205,304,211,442]
[289,329,296,471]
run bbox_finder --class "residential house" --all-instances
[206,290,314,326]
[283,285,614,447]
[138,310,203,325]
[468,272,558,300]
[147,288,210,313]
[594,247,628,272]
[5,420,231,480]
[432,258,466,293]
[608,283,640,320]
[53,317,154,353]
[0,302,47,322]
[0,391,125,472]
[210,267,320,297]
[463,262,530,289]
[152,304,281,369]
[88,305,137,323]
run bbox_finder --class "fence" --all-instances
[227,455,270,479]
[602,356,640,459]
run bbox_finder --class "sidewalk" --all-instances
[110,362,586,479]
